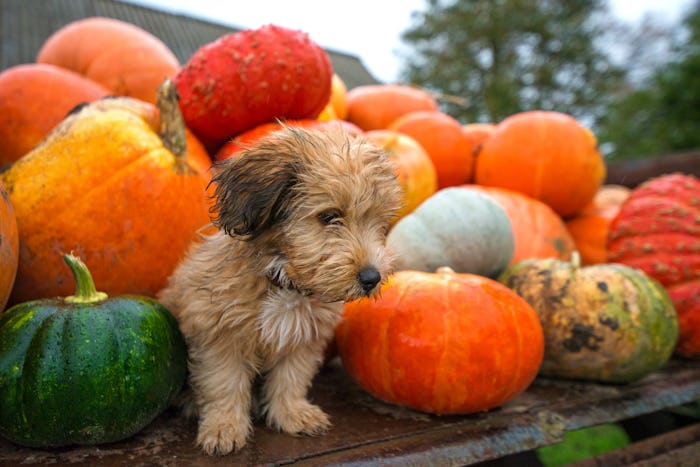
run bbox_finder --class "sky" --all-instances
[124,0,695,83]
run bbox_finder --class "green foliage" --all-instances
[576,2,700,159]
[399,0,626,127]
[536,423,630,466]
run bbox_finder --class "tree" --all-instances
[398,0,626,128]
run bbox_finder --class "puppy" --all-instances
[157,125,402,455]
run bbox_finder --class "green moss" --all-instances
[536,423,630,466]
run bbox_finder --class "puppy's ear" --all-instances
[210,150,298,239]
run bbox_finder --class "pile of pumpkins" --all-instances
[0,15,697,449]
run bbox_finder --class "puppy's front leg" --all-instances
[191,347,256,455]
[262,345,331,436]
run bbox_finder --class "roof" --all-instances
[0,0,381,89]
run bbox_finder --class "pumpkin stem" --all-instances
[63,254,108,304]
[571,251,581,269]
[156,78,189,174]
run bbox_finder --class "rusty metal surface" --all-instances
[1,358,700,466]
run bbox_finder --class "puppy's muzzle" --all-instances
[358,266,381,294]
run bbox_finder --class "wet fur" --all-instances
[157,126,401,455]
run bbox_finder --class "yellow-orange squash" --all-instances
[0,181,19,311]
[36,17,180,104]
[475,110,606,218]
[336,268,544,414]
[1,81,212,305]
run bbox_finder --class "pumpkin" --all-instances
[175,24,332,151]
[364,130,438,223]
[387,187,514,278]
[36,16,180,104]
[0,253,187,448]
[389,110,477,189]
[324,73,349,120]
[0,63,110,166]
[475,110,606,218]
[607,173,700,359]
[667,279,700,358]
[461,185,575,264]
[462,122,496,155]
[1,81,212,306]
[0,181,18,311]
[345,84,439,131]
[214,119,363,162]
[499,253,679,383]
[336,268,544,415]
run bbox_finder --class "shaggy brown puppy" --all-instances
[157,125,401,455]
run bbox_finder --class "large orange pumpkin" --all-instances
[336,268,544,415]
[461,185,575,264]
[475,110,606,218]
[0,63,110,166]
[36,17,180,104]
[0,181,19,311]
[1,81,212,305]
[345,84,439,131]
[389,110,477,189]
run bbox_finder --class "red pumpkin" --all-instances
[667,279,700,358]
[175,24,332,151]
[462,185,575,264]
[0,181,19,311]
[336,268,544,415]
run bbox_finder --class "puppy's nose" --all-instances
[358,266,381,293]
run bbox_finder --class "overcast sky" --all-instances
[124,0,695,83]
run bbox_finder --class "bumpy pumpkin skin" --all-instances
[0,295,186,447]
[175,24,332,150]
[0,182,19,311]
[499,257,679,383]
[1,96,212,305]
[387,187,514,278]
[667,279,700,359]
[336,269,544,415]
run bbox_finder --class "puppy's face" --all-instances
[211,125,402,302]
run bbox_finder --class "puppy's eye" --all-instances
[318,211,343,226]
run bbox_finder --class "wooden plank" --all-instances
[2,358,700,466]
[605,151,700,187]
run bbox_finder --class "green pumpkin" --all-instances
[0,254,187,448]
[387,187,514,278]
[498,253,678,383]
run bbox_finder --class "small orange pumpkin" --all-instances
[0,63,110,166]
[1,81,211,305]
[390,110,477,189]
[475,110,606,218]
[462,185,575,264]
[36,17,180,104]
[336,268,544,415]
[345,84,439,131]
[0,181,19,311]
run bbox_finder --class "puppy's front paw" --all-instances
[197,417,251,455]
[267,400,332,436]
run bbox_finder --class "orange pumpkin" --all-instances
[0,63,110,166]
[475,110,606,218]
[462,122,496,157]
[214,119,364,162]
[0,181,19,311]
[461,185,575,264]
[389,110,477,189]
[1,81,212,305]
[336,268,544,415]
[36,17,180,104]
[365,130,438,222]
[345,84,439,131]
[565,185,631,265]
